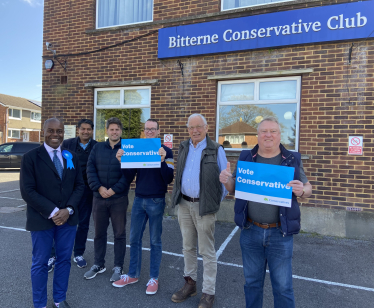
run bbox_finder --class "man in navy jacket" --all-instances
[85,117,131,283]
[20,118,85,308]
[112,119,174,295]
[220,117,312,308]
[47,119,97,271]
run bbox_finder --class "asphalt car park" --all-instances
[0,170,373,308]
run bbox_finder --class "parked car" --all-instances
[0,142,40,168]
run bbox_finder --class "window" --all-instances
[0,144,13,153]
[217,77,300,151]
[31,112,42,122]
[8,129,21,139]
[222,0,291,11]
[8,108,21,119]
[94,86,151,142]
[97,0,153,29]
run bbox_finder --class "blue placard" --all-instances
[235,161,295,207]
[121,138,161,169]
[158,1,374,59]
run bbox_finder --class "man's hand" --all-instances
[116,149,124,163]
[52,209,69,226]
[159,147,166,162]
[99,186,111,198]
[107,188,116,197]
[287,180,304,197]
[220,162,232,184]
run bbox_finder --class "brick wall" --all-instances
[0,105,7,144]
[42,0,374,212]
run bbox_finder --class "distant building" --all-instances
[219,119,258,149]
[0,94,41,144]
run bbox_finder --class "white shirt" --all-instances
[43,142,63,219]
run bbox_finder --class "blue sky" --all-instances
[0,0,43,101]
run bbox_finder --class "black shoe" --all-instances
[54,300,71,308]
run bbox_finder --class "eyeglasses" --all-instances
[144,128,157,132]
[188,125,205,131]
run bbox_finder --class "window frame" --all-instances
[221,0,293,12]
[30,111,42,122]
[96,0,154,30]
[8,129,21,139]
[216,76,301,152]
[93,86,152,140]
[8,108,22,120]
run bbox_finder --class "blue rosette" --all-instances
[62,150,75,169]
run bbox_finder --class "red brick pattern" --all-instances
[42,0,374,211]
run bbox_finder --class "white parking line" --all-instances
[0,189,20,194]
[17,204,26,208]
[0,196,23,201]
[1,225,373,293]
[216,226,239,259]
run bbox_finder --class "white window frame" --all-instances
[221,0,293,11]
[30,111,42,122]
[216,76,301,152]
[9,108,22,120]
[96,0,154,29]
[8,129,21,139]
[93,86,152,139]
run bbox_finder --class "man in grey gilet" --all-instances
[171,114,228,308]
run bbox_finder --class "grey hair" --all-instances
[257,117,281,132]
[43,118,63,130]
[186,114,208,127]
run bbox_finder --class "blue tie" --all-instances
[53,150,63,179]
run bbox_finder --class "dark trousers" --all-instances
[74,186,93,257]
[50,186,93,258]
[31,223,76,308]
[92,196,128,268]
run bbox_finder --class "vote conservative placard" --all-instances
[121,138,161,169]
[235,161,295,208]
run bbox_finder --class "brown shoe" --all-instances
[198,293,215,308]
[171,276,197,303]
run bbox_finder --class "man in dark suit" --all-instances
[48,119,97,271]
[20,118,85,308]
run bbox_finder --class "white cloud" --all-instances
[22,0,43,6]
[36,84,42,88]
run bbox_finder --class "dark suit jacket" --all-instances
[20,144,85,231]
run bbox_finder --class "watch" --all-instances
[66,207,74,215]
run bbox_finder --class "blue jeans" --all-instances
[31,223,76,308]
[128,197,165,279]
[240,224,295,308]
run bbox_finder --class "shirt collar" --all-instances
[189,137,207,149]
[44,142,61,154]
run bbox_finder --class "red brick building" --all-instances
[42,0,374,239]
[0,94,41,144]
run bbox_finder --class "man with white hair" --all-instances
[219,117,312,308]
[171,113,228,308]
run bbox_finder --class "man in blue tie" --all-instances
[20,118,85,308]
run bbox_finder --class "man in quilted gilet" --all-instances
[220,117,312,308]
[171,113,228,308]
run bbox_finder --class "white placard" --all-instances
[64,125,76,140]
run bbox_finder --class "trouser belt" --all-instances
[247,218,281,229]
[182,194,199,203]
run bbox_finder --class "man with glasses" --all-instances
[219,117,312,308]
[112,119,174,295]
[171,114,228,308]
